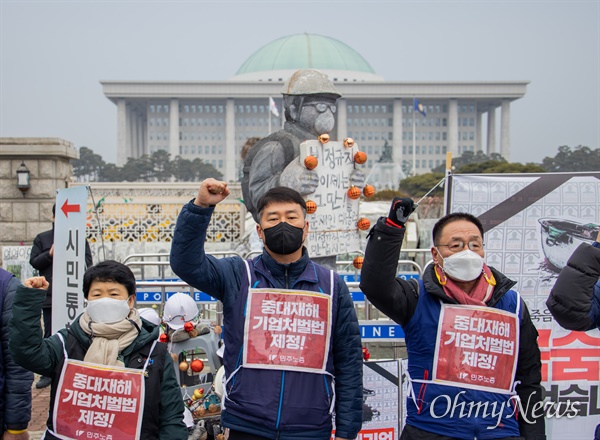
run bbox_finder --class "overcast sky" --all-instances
[1,1,598,165]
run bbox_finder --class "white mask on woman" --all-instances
[86,297,131,324]
[437,249,484,282]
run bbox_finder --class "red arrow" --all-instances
[61,199,80,217]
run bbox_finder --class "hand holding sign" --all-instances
[280,159,319,196]
[194,178,230,208]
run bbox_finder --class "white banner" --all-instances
[333,360,401,440]
[299,140,361,257]
[53,186,89,331]
[2,246,35,281]
[449,172,600,440]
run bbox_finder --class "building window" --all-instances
[442,118,447,127]
[442,132,447,141]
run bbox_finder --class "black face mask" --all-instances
[262,222,305,255]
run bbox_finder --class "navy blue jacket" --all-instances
[1,269,33,434]
[170,201,363,440]
[547,241,600,331]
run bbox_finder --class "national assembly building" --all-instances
[101,33,527,185]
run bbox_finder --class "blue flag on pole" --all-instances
[414,98,426,117]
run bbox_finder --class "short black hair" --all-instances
[432,212,484,245]
[83,260,136,299]
[52,204,56,216]
[256,186,307,221]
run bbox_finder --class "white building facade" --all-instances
[102,34,527,183]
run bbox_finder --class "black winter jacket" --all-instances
[359,218,546,440]
[9,284,187,440]
[30,226,93,308]
[1,269,33,434]
[546,241,600,331]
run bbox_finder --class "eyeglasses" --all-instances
[304,102,337,114]
[436,240,484,253]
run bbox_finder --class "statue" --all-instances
[241,69,367,268]
[241,69,364,222]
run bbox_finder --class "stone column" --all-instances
[141,114,147,156]
[500,99,511,161]
[392,98,403,172]
[336,98,347,141]
[476,111,483,153]
[448,99,458,157]
[127,105,135,161]
[137,113,144,157]
[169,99,180,159]
[487,106,496,155]
[225,98,236,182]
[117,99,127,166]
[130,108,138,160]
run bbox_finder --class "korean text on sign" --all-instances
[53,360,144,439]
[243,288,332,373]
[433,305,519,393]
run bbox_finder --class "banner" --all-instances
[433,304,519,393]
[243,288,332,373]
[299,140,361,257]
[53,360,144,439]
[53,186,89,331]
[1,246,35,281]
[449,172,600,439]
[333,360,401,440]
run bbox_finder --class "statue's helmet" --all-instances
[281,69,341,99]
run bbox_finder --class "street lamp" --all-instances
[16,161,31,197]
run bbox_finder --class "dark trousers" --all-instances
[42,307,52,338]
[228,431,271,440]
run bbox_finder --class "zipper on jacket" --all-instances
[275,371,285,429]
[284,268,289,289]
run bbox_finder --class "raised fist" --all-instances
[388,197,415,227]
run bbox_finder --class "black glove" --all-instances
[387,197,415,227]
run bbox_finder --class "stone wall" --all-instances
[0,138,79,253]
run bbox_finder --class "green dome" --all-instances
[236,34,376,76]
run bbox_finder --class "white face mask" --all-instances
[86,297,131,324]
[437,249,484,282]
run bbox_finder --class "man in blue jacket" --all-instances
[170,179,363,440]
[1,268,33,439]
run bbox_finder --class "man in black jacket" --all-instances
[29,204,93,388]
[360,198,546,440]
[546,227,600,331]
